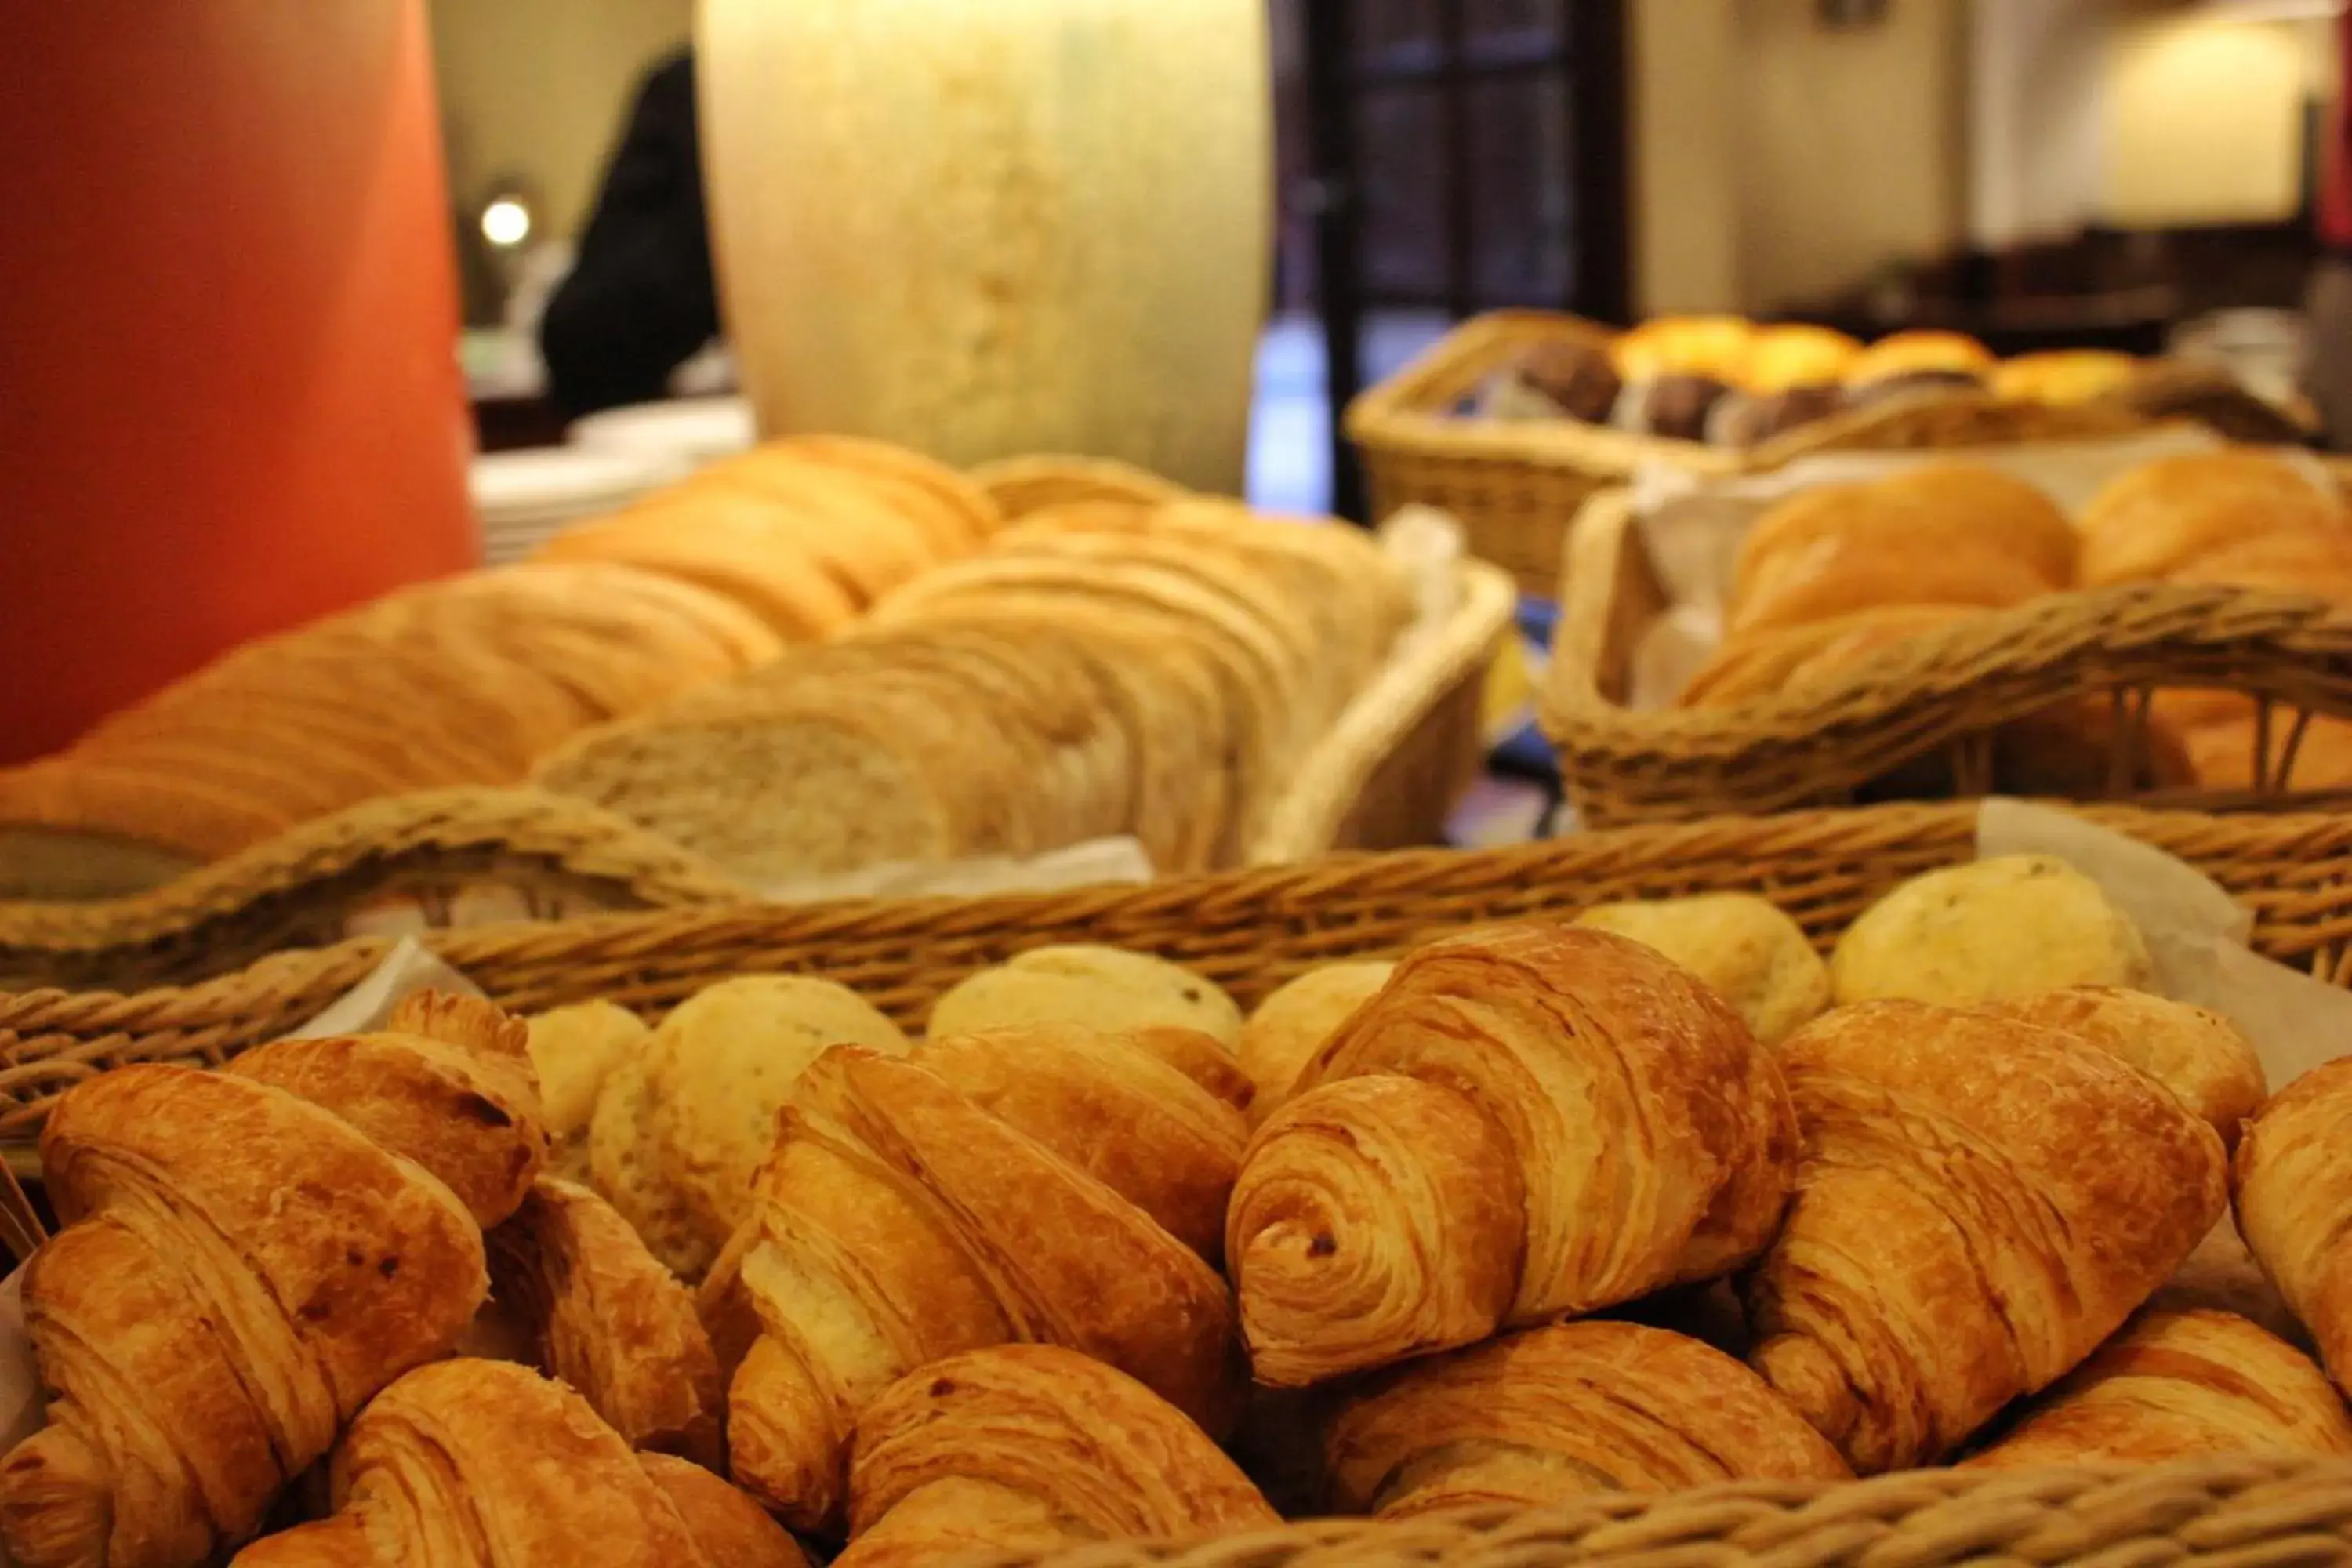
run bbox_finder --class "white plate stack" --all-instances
[567,395,757,472]
[467,448,687,566]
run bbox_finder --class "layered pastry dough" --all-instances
[1965,1309,2352,1468]
[1227,924,1795,1385]
[1746,1002,2228,1472]
[0,991,547,1568]
[1323,1322,1850,1516]
[486,1177,725,1467]
[1981,987,2266,1149]
[2234,1058,2352,1391]
[227,1361,793,1567]
[838,1345,1276,1568]
[708,1031,1247,1532]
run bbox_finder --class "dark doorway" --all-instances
[1290,0,1631,520]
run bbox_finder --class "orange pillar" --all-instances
[0,2,478,764]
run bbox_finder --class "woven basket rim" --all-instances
[1539,487,2352,771]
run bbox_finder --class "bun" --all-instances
[1831,855,2152,1007]
[1992,350,2143,406]
[1729,533,2048,636]
[927,945,1243,1045]
[1871,463,2076,586]
[1739,324,1863,394]
[1237,961,1396,1123]
[1678,606,1975,708]
[1573,894,1828,1044]
[1841,330,1994,397]
[2076,452,2343,586]
[1610,316,1755,382]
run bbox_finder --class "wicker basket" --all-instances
[1538,488,2352,826]
[965,1456,2352,1566]
[9,798,2352,1138]
[1345,309,2155,597]
[0,563,1512,996]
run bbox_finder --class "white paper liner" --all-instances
[1620,427,2343,710]
[0,808,2345,1548]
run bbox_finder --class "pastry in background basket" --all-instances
[1829,854,2151,1007]
[1704,323,1860,448]
[2234,1058,2352,1392]
[0,991,548,1568]
[835,1346,1276,1568]
[1838,328,1996,405]
[1746,1000,2228,1472]
[2075,449,2346,588]
[967,452,1189,521]
[927,945,1243,1047]
[706,1028,1250,1533]
[1573,893,1829,1045]
[1236,960,1396,1123]
[1607,314,1755,441]
[1321,1321,1850,1518]
[1990,349,2144,407]
[1226,924,1795,1386]
[1961,1308,2352,1470]
[535,500,1417,883]
[227,1359,803,1568]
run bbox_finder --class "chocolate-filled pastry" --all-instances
[1610,315,1754,441]
[1617,375,1736,442]
[1513,338,1623,424]
[1840,329,1994,405]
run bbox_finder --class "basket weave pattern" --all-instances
[9,801,2352,1140]
[1541,492,2352,825]
[965,1455,2352,1566]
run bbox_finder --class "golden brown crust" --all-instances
[1747,1002,2229,1472]
[3,1065,487,1568]
[228,1360,713,1566]
[1981,987,2267,1149]
[488,1178,726,1468]
[2234,1058,2352,1392]
[1730,535,2048,637]
[1237,963,1396,1123]
[1963,1308,2352,1469]
[724,1047,1245,1534]
[2076,452,2343,586]
[839,1345,1275,1568]
[228,991,550,1230]
[1229,1076,1524,1386]
[639,1453,809,1568]
[1324,1321,1851,1517]
[1302,925,1795,1320]
[912,1025,1249,1266]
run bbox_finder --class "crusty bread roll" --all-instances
[927,945,1243,1046]
[1730,533,2049,637]
[525,1000,650,1180]
[1871,463,2077,587]
[2186,713,2352,793]
[2076,452,2343,587]
[1573,894,1828,1044]
[1237,960,1395,1123]
[1679,605,1976,708]
[1830,854,2152,1007]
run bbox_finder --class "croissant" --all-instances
[0,1062,492,1568]
[1323,1321,1851,1517]
[226,1360,786,1567]
[837,1345,1276,1568]
[1980,986,2266,1149]
[1226,924,1795,1385]
[1746,1002,2228,1472]
[1965,1309,2352,1469]
[711,1035,1247,1534]
[487,1176,726,1467]
[640,1454,809,1568]
[226,989,550,1226]
[2234,1058,2352,1390]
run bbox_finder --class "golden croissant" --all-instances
[0,1044,528,1566]
[709,1029,1249,1534]
[487,1176,725,1467]
[837,1345,1276,1568]
[2234,1057,2352,1391]
[1323,1320,1850,1517]
[227,1360,800,1567]
[1965,1308,2352,1468]
[1226,924,1796,1385]
[1746,1001,2227,1472]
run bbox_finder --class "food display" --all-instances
[1480,315,2198,450]
[1674,448,2352,795]
[533,498,1418,884]
[0,436,1003,864]
[2,825,2343,1567]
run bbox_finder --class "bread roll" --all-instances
[1831,855,2151,1007]
[1573,894,1828,1044]
[927,945,1242,1045]
[1871,463,2077,587]
[1707,325,1860,445]
[1730,533,2048,637]
[1679,606,1974,708]
[2076,452,2343,587]
[1238,960,1396,1123]
[526,1000,650,1180]
[1840,329,1994,402]
[1991,350,2143,407]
